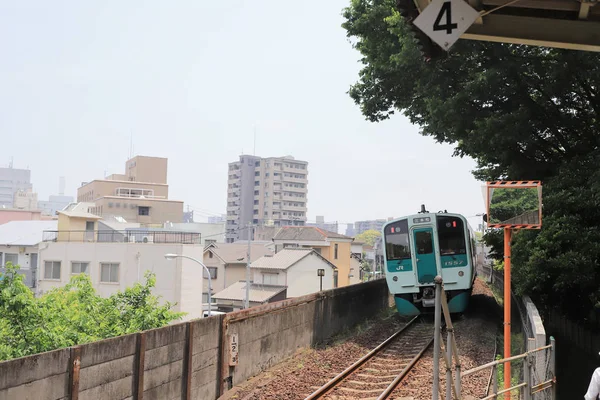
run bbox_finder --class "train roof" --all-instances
[383,212,474,232]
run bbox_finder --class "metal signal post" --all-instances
[485,180,542,399]
[504,227,512,398]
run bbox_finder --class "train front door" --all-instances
[413,228,437,284]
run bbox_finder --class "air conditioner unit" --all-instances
[124,235,136,243]
[142,236,154,243]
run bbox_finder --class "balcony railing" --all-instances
[43,230,201,244]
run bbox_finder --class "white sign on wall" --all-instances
[413,0,480,51]
[229,333,239,366]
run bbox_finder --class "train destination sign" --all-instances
[413,0,480,51]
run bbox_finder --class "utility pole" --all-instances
[245,222,253,309]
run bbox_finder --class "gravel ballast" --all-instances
[221,278,499,400]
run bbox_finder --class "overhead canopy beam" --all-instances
[462,14,600,52]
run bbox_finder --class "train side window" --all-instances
[415,231,433,254]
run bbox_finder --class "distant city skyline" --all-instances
[0,0,486,227]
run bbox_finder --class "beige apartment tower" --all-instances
[226,155,308,242]
[77,156,183,225]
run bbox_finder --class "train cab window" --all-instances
[436,216,466,256]
[385,219,411,260]
[415,231,433,254]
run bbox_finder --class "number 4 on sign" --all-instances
[413,0,480,51]
[433,2,457,34]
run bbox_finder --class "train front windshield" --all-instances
[384,219,411,260]
[436,216,466,256]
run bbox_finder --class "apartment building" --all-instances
[0,164,32,208]
[78,155,184,225]
[13,188,38,210]
[226,155,308,242]
[37,210,205,320]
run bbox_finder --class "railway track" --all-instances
[305,316,434,400]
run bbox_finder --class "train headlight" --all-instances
[458,271,464,277]
[393,276,398,281]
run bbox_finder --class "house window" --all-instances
[333,270,338,288]
[209,252,213,259]
[138,206,150,216]
[262,273,278,285]
[334,244,339,260]
[4,253,18,267]
[204,267,217,279]
[71,262,89,275]
[100,263,119,283]
[44,261,61,280]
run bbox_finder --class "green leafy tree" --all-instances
[0,264,184,361]
[341,0,600,320]
[342,0,600,182]
[355,229,381,246]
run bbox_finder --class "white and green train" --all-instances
[382,207,477,316]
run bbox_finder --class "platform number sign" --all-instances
[229,333,239,366]
[413,0,480,51]
[433,2,458,34]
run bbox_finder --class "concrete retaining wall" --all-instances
[0,279,390,400]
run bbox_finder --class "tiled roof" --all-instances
[206,242,274,264]
[0,220,58,246]
[273,226,352,241]
[213,281,287,303]
[251,248,313,270]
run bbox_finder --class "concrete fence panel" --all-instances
[190,315,223,400]
[78,334,138,400]
[0,348,70,400]
[143,323,187,400]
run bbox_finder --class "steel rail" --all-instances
[376,335,434,400]
[304,315,419,400]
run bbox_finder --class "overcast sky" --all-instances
[0,1,486,230]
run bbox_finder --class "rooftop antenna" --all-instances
[419,204,428,214]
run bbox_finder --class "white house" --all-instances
[0,220,58,289]
[250,248,337,297]
[202,242,275,297]
[36,210,207,320]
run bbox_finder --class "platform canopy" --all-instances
[405,0,600,52]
